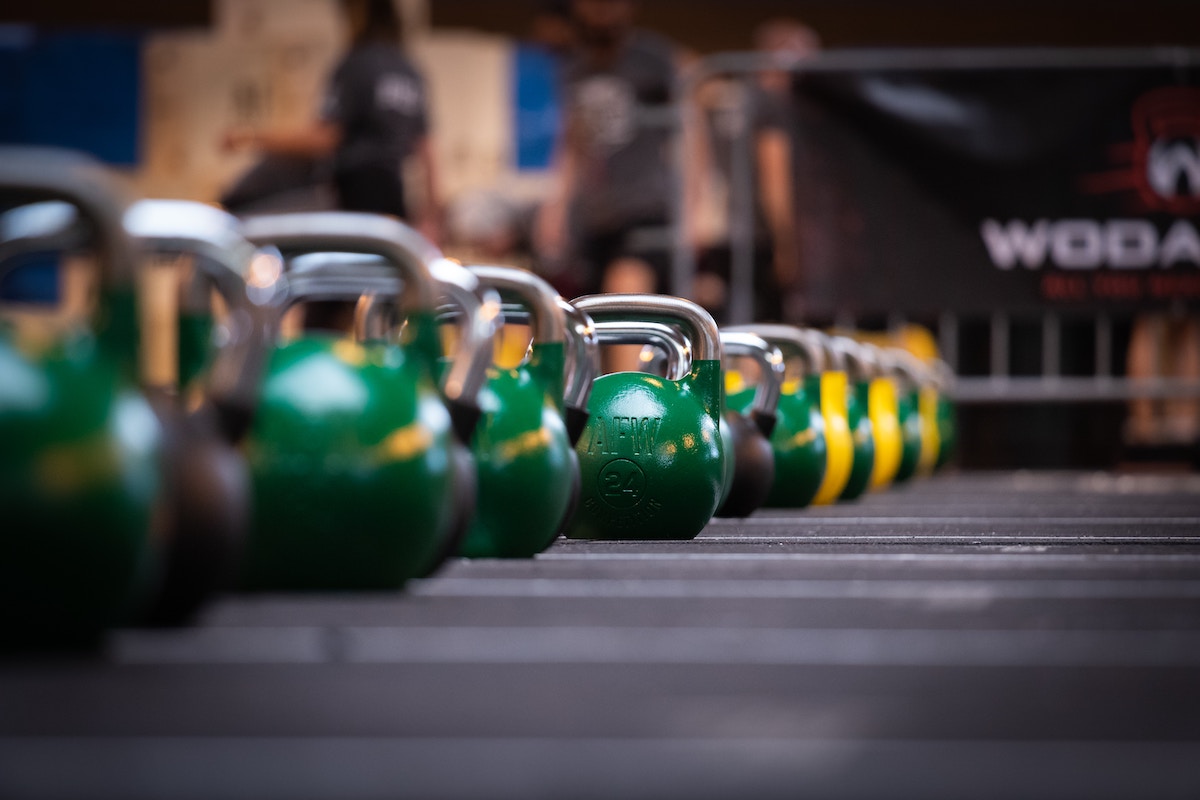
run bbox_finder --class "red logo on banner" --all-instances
[1081,87,1200,214]
[1134,87,1200,214]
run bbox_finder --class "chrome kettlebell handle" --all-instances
[719,331,785,437]
[887,348,930,391]
[286,252,404,305]
[241,212,439,313]
[929,358,955,393]
[559,298,599,446]
[429,259,501,430]
[571,294,721,363]
[124,199,278,441]
[468,266,566,346]
[0,147,138,291]
[805,329,844,372]
[724,323,825,376]
[594,320,692,381]
[854,341,889,381]
[829,336,872,382]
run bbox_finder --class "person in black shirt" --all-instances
[223,0,440,242]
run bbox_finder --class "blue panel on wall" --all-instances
[513,45,562,171]
[0,256,60,305]
[0,28,141,165]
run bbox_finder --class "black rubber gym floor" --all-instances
[2,471,1199,799]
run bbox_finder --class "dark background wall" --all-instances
[431,0,1200,50]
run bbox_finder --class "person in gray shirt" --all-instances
[537,0,687,301]
[224,0,440,241]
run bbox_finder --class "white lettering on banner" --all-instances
[1161,219,1200,265]
[979,219,1051,269]
[1148,139,1200,200]
[1051,220,1103,269]
[1106,220,1158,269]
[981,218,1200,270]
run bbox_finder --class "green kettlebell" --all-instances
[888,348,924,484]
[124,199,275,625]
[715,331,784,518]
[0,150,265,646]
[456,266,580,558]
[0,150,160,647]
[286,252,498,573]
[238,212,492,590]
[362,284,600,552]
[567,294,725,541]
[830,337,876,502]
[725,324,827,509]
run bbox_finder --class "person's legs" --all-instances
[1164,315,1200,442]
[1126,314,1164,443]
[599,256,658,373]
[694,245,731,325]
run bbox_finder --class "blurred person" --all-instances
[692,18,820,323]
[223,0,440,243]
[535,0,687,304]
[1126,312,1200,446]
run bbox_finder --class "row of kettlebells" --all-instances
[0,148,952,649]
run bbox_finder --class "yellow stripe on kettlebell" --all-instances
[867,377,902,489]
[725,369,746,395]
[811,371,853,505]
[917,385,941,476]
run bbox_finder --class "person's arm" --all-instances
[534,111,580,266]
[412,134,442,244]
[756,126,799,290]
[222,121,341,157]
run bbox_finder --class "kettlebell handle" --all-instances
[468,266,566,346]
[930,358,955,393]
[124,200,279,441]
[571,294,721,363]
[830,336,873,382]
[428,260,501,432]
[559,298,598,447]
[725,323,825,375]
[855,342,892,382]
[0,147,138,292]
[719,331,785,438]
[241,212,439,313]
[286,252,403,304]
[594,320,692,380]
[434,295,598,447]
[887,348,931,391]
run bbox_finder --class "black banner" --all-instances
[787,59,1200,316]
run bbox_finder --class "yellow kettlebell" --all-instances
[862,344,903,490]
[806,330,854,506]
